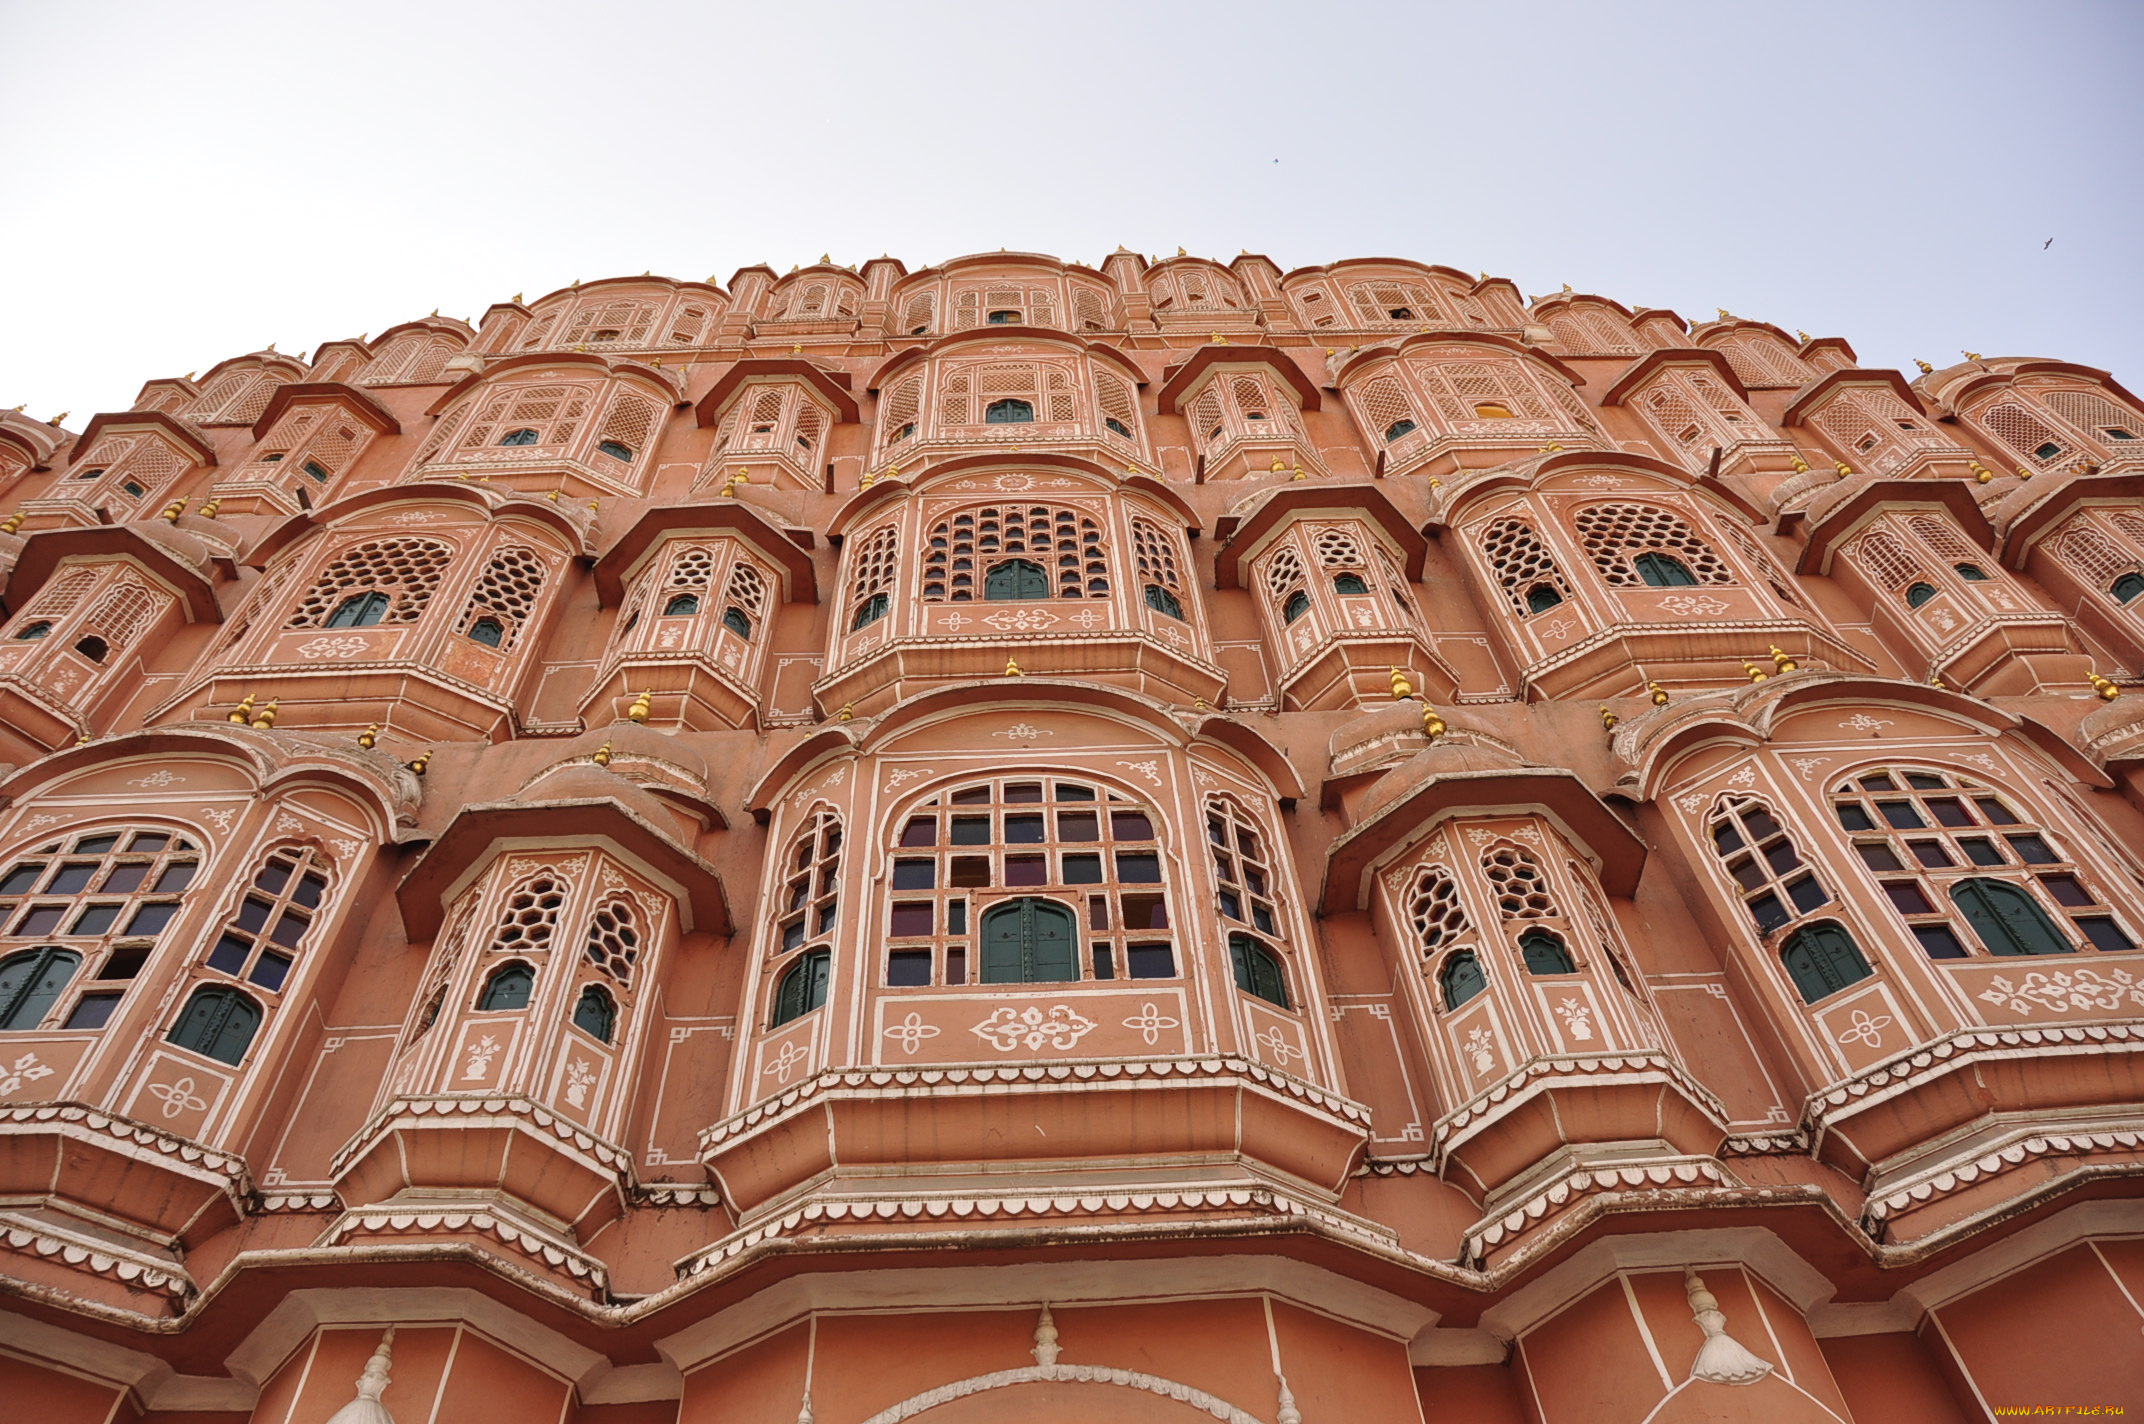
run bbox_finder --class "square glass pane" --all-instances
[1859,774,1897,790]
[1115,852,1161,884]
[64,993,120,1029]
[1908,841,1954,868]
[1878,801,1925,829]
[1974,798,2020,825]
[15,905,64,935]
[1127,944,1175,979]
[949,786,991,805]
[2040,875,2094,907]
[100,863,148,893]
[1913,925,1970,959]
[69,904,120,935]
[73,835,120,853]
[1786,877,1829,913]
[1748,893,1788,931]
[1091,943,1115,979]
[1121,893,1169,929]
[1905,772,1947,790]
[153,862,196,892]
[946,947,966,985]
[886,950,933,987]
[815,902,837,933]
[97,946,147,980]
[1711,822,1745,854]
[1062,853,1103,884]
[1004,855,1046,887]
[0,864,43,895]
[1003,815,1046,844]
[899,817,937,847]
[1739,808,1780,840]
[892,859,935,890]
[269,911,309,948]
[254,861,293,895]
[785,876,809,910]
[1884,882,1934,915]
[1729,856,1766,891]
[1243,866,1267,895]
[1763,840,1802,875]
[292,874,326,910]
[1054,784,1095,801]
[1252,904,1276,933]
[1928,799,1974,828]
[1959,837,2005,866]
[1207,818,1227,846]
[250,952,293,991]
[1835,804,1875,832]
[126,833,169,851]
[780,917,805,951]
[2079,917,2136,953]
[1112,812,1155,841]
[1002,782,1044,803]
[1056,812,1099,841]
[889,902,934,936]
[235,897,271,932]
[950,856,991,887]
[206,933,251,973]
[1087,895,1110,930]
[1856,843,1905,872]
[950,816,991,846]
[1218,889,1242,920]
[2008,834,2057,865]
[947,900,966,934]
[1235,826,1261,858]
[47,863,96,894]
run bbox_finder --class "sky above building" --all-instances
[1,0,2138,420]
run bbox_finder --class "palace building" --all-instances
[2,250,2143,1422]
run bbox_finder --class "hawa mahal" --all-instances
[0,250,2142,1422]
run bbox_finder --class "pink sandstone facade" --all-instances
[1,251,2143,1421]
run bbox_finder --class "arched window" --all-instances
[477,962,534,1011]
[1779,922,1872,1003]
[167,985,262,1065]
[771,947,830,1026]
[73,636,108,663]
[1574,504,1734,587]
[327,592,390,628]
[1951,878,2072,957]
[722,607,752,638]
[1632,552,1698,588]
[1482,843,1560,920]
[1831,767,2134,958]
[1955,564,1990,581]
[664,593,700,617]
[1384,419,1418,442]
[596,440,632,462]
[984,558,1049,601]
[583,897,641,985]
[981,897,1078,984]
[1208,797,1280,936]
[773,811,842,959]
[2114,573,2144,604]
[500,428,540,447]
[459,545,548,653]
[0,947,80,1030]
[887,778,1169,986]
[1710,797,1830,934]
[0,827,199,1029]
[572,983,617,1042]
[1229,933,1290,1009]
[1282,591,1311,624]
[1131,518,1186,620]
[1144,585,1183,618]
[984,398,1034,424]
[466,618,504,647]
[289,540,453,629]
[14,622,50,641]
[847,525,898,631]
[923,506,1109,603]
[1334,573,1369,595]
[1481,519,1572,618]
[202,846,329,994]
[1519,929,1574,974]
[1439,951,1487,1010]
[1905,582,1937,608]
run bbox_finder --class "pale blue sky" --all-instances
[2,0,2138,419]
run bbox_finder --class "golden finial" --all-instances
[1270,457,1286,473]
[887,463,901,478]
[1648,682,1670,707]
[1389,666,1414,700]
[407,749,432,775]
[227,693,256,724]
[357,723,378,748]
[1545,442,1563,452]
[161,498,188,523]
[0,512,24,535]
[572,342,588,352]
[2016,465,2033,480]
[818,254,830,264]
[592,740,613,766]
[428,309,438,319]
[75,732,90,746]
[1835,461,1853,478]
[1769,645,1798,673]
[1788,453,1810,474]
[837,703,854,721]
[2088,672,2121,702]
[1210,332,1228,344]
[1797,330,1811,343]
[266,341,276,352]
[1599,705,1620,731]
[1427,476,1442,488]
[1005,658,1023,677]
[199,498,221,519]
[48,412,68,426]
[546,488,561,501]
[650,355,662,367]
[1928,673,1947,688]
[627,689,652,723]
[1561,283,1573,294]
[1193,695,1208,711]
[1915,359,1934,374]
[859,470,877,488]
[1291,466,1307,481]
[250,698,279,729]
[791,343,802,354]
[1177,246,1187,256]
[512,292,523,304]
[1716,307,1732,321]
[1962,350,1982,362]
[1742,661,1770,683]
[1421,704,1446,739]
[1971,461,1994,484]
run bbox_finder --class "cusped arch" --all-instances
[856,1362,1272,1424]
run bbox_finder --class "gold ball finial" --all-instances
[1389,666,1415,700]
[250,698,280,729]
[2088,672,2121,702]
[592,740,613,766]
[1193,694,1208,711]
[47,412,68,426]
[407,749,432,775]
[1927,673,1947,689]
[227,693,257,724]
[357,723,378,749]
[1963,350,1983,362]
[1290,466,1307,481]
[1972,463,1993,484]
[0,512,25,535]
[199,498,222,519]
[1835,461,1853,478]
[837,702,854,721]
[161,498,188,524]
[1599,704,1620,731]
[2016,465,2033,480]
[1742,661,1770,683]
[1915,359,1934,374]
[1420,704,1446,740]
[1005,658,1023,677]
[1648,681,1670,707]
[1788,453,1810,474]
[627,689,653,723]
[1769,645,1798,673]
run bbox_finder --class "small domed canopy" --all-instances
[68,411,217,470]
[1994,469,2144,556]
[1154,346,1321,416]
[422,350,684,418]
[825,452,1200,541]
[1777,367,1928,429]
[245,480,595,568]
[593,502,818,606]
[1796,478,1995,575]
[693,357,857,426]
[249,382,401,441]
[1213,482,1425,588]
[3,524,222,623]
[1598,349,1751,407]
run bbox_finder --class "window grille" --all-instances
[1312,528,1365,568]
[490,874,566,957]
[460,546,547,649]
[2045,389,2144,444]
[1480,519,1571,616]
[884,777,1172,988]
[1207,796,1282,938]
[1574,503,1734,587]
[1482,844,1559,921]
[1131,518,1183,593]
[1072,287,1109,331]
[1978,402,2072,469]
[1352,376,1416,445]
[1408,359,1592,431]
[1855,530,1925,590]
[201,845,329,996]
[1715,335,1811,389]
[597,390,663,462]
[880,376,923,450]
[902,293,935,335]
[725,560,768,617]
[80,582,160,650]
[1407,865,1470,966]
[1263,544,1306,603]
[847,525,898,630]
[921,505,1107,602]
[455,384,594,452]
[288,539,453,628]
[582,898,640,987]
[357,334,454,386]
[2052,518,2137,586]
[560,300,657,348]
[0,826,199,1031]
[1709,795,1836,941]
[1096,371,1139,444]
[17,569,98,624]
[1832,767,2135,959]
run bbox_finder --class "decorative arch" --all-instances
[853,1362,1271,1424]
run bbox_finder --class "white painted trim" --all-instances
[1895,1198,2144,1315]
[1406,1328,1505,1365]
[1478,1227,1836,1342]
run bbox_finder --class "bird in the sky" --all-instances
[2044,238,2054,249]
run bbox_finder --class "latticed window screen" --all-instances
[1574,503,1734,586]
[460,546,547,648]
[725,561,768,621]
[489,873,567,959]
[1353,376,1417,443]
[1348,282,1439,325]
[2044,390,2144,444]
[201,845,330,997]
[1976,402,2072,469]
[17,569,97,625]
[582,898,641,988]
[1263,544,1307,601]
[1095,371,1140,444]
[1313,528,1365,568]
[902,293,935,335]
[560,300,657,348]
[665,305,712,346]
[847,525,898,628]
[453,384,595,452]
[1482,844,1560,921]
[288,539,453,627]
[80,582,161,650]
[1854,530,1926,590]
[75,435,189,503]
[186,370,288,425]
[1072,287,1109,331]
[2052,516,2143,588]
[1715,335,1811,389]
[667,545,716,594]
[1548,309,1643,355]
[1480,519,1571,615]
[1131,518,1183,593]
[880,376,923,449]
[1406,358,1594,431]
[921,505,1108,601]
[1407,864,1472,964]
[597,390,663,460]
[1906,516,1982,569]
[357,334,455,386]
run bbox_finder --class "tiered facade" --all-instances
[1,252,2142,1421]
